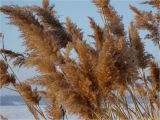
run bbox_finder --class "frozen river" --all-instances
[0,105,78,120]
[0,105,36,120]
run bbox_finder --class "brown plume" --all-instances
[42,0,49,9]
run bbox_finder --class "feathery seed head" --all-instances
[0,60,8,74]
[42,0,49,9]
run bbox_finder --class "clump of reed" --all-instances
[0,0,159,119]
[0,59,15,88]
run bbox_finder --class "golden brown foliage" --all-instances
[0,49,25,67]
[15,82,41,104]
[150,62,160,91]
[0,60,15,88]
[0,0,159,120]
[130,0,160,48]
[129,23,152,68]
[88,17,103,51]
[93,0,125,37]
[66,17,83,42]
[42,0,49,9]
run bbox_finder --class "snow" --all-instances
[0,105,78,120]
[0,105,35,120]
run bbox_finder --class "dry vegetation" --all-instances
[0,0,159,120]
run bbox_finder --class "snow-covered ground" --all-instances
[0,105,35,120]
[0,105,78,120]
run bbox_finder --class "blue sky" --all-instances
[0,0,159,95]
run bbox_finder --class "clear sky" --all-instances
[0,0,159,95]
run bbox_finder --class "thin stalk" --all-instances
[128,87,143,118]
[4,86,17,92]
[141,69,154,118]
[124,95,133,120]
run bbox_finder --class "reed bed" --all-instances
[0,0,159,119]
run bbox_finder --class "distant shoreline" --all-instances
[0,95,48,106]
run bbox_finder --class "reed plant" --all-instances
[0,0,159,119]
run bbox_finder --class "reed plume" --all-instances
[93,0,125,37]
[129,23,152,68]
[15,82,41,105]
[0,49,25,67]
[42,0,49,9]
[130,0,160,48]
[150,61,160,91]
[0,60,16,88]
[88,17,103,51]
[66,17,83,42]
